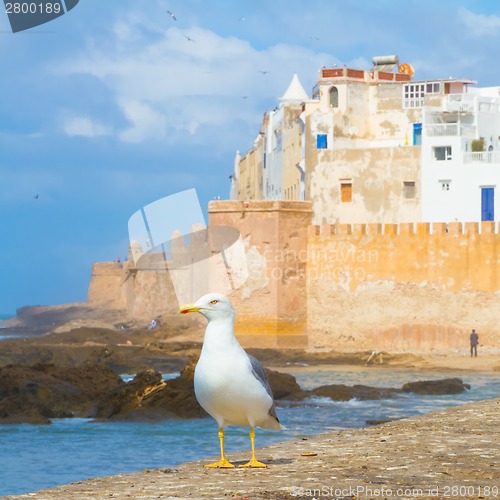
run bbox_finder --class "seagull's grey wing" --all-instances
[247,354,273,398]
[247,354,280,421]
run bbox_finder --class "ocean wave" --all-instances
[120,372,180,383]
[281,396,375,408]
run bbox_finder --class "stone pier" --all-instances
[4,398,498,500]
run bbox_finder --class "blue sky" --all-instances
[1,0,500,314]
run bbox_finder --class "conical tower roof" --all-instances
[279,74,309,103]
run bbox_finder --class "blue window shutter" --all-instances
[481,187,494,221]
[317,134,327,149]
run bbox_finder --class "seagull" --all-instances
[180,293,284,468]
[166,9,177,21]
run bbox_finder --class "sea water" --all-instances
[0,367,498,496]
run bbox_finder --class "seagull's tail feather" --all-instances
[260,414,286,431]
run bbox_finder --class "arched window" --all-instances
[329,86,339,108]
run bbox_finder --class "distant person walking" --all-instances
[470,329,479,357]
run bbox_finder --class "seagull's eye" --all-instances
[210,299,218,305]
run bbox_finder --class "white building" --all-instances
[234,57,500,224]
[421,84,500,222]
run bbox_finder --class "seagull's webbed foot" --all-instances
[238,426,267,468]
[204,428,235,468]
[204,458,235,468]
[238,458,267,468]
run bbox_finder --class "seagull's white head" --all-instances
[179,293,235,321]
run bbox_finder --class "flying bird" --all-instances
[184,35,196,42]
[166,9,177,21]
[180,293,284,468]
[258,70,270,75]
[33,194,39,199]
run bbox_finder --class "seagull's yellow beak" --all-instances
[179,304,201,315]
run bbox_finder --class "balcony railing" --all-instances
[425,124,476,137]
[463,151,500,164]
[446,94,475,110]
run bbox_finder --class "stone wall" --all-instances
[88,260,179,319]
[306,220,500,351]
[87,202,500,352]
[208,200,313,347]
[87,263,126,309]
[307,221,500,294]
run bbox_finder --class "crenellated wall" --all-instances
[87,202,500,352]
[307,221,500,293]
[306,220,500,351]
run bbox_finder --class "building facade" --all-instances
[232,56,500,224]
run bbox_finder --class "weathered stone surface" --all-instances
[94,361,206,421]
[5,398,498,499]
[92,361,303,422]
[263,368,302,399]
[310,383,400,401]
[402,377,471,395]
[0,359,472,424]
[0,364,123,424]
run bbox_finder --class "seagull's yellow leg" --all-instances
[239,427,267,468]
[204,428,235,468]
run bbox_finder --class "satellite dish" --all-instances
[398,63,415,76]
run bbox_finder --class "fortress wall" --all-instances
[307,221,500,351]
[87,204,500,352]
[125,266,178,319]
[87,262,126,309]
[208,200,313,347]
[87,260,179,319]
[307,221,500,294]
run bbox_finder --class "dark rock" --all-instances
[402,378,471,395]
[94,360,205,421]
[93,360,307,422]
[264,369,302,400]
[0,363,124,424]
[1,360,466,425]
[310,384,400,401]
[366,419,397,426]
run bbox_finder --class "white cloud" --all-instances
[458,7,500,37]
[62,116,112,137]
[117,99,167,143]
[57,21,330,145]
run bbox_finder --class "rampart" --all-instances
[87,262,126,309]
[87,201,500,352]
[307,221,500,293]
[306,220,500,351]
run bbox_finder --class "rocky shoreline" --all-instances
[0,358,472,425]
[0,303,492,425]
[1,303,499,498]
[2,397,498,500]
